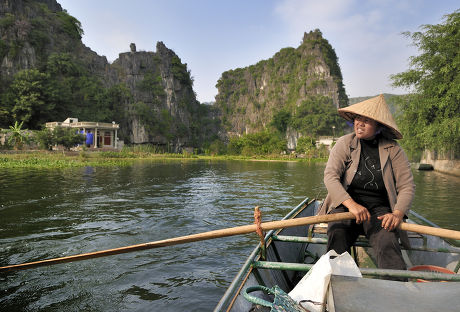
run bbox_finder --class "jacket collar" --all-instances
[348,133,395,169]
[348,133,395,150]
[350,134,359,150]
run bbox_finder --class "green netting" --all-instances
[243,285,307,312]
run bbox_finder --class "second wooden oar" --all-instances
[0,212,355,273]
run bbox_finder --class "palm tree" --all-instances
[7,121,28,150]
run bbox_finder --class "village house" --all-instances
[316,136,335,149]
[46,118,120,149]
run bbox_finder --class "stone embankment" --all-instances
[418,150,460,177]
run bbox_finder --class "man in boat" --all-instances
[319,94,415,270]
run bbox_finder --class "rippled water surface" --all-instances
[0,160,459,311]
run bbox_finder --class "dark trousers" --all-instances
[327,205,406,270]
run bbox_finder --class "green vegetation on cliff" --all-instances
[0,59,130,129]
[289,95,343,137]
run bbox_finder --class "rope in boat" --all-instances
[254,206,266,260]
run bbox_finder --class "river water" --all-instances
[1,160,459,311]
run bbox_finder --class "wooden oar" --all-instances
[0,212,355,273]
[400,222,460,241]
[2,212,459,273]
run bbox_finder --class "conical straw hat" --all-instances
[338,94,402,139]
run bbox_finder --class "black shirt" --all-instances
[348,136,390,209]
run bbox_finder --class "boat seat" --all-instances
[312,222,328,234]
[328,275,460,312]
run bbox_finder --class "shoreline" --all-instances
[2,151,459,178]
[0,150,327,169]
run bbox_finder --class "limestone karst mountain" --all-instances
[215,30,348,148]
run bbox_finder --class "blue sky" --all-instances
[58,0,458,103]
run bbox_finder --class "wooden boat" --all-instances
[215,197,460,312]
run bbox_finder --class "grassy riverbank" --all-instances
[0,150,327,169]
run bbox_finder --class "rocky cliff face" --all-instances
[112,42,200,146]
[215,30,347,147]
[0,0,208,149]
